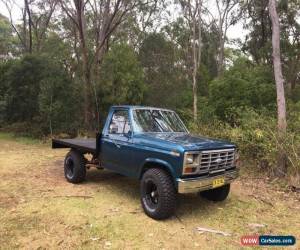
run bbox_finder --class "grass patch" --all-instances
[0,134,299,249]
[0,132,41,145]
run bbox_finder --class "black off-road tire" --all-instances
[64,149,86,183]
[140,168,177,220]
[200,184,230,202]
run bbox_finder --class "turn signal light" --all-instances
[183,167,196,174]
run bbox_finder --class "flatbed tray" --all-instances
[52,138,96,154]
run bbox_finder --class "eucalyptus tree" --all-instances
[0,14,13,59]
[179,0,203,122]
[1,0,57,53]
[269,0,287,175]
[58,0,156,131]
[1,0,29,52]
[208,0,241,76]
[243,0,299,93]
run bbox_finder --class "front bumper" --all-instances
[177,169,239,194]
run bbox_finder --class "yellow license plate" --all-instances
[212,178,225,188]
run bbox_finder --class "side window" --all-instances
[108,110,131,135]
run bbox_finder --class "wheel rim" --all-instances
[143,179,159,211]
[65,157,75,179]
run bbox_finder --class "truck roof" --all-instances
[111,105,174,112]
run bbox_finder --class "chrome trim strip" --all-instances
[210,169,225,174]
[201,148,235,153]
[177,169,239,194]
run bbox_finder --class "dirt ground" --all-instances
[0,133,299,250]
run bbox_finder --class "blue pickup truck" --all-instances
[52,105,239,220]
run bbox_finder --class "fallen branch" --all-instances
[196,227,231,236]
[57,240,64,246]
[248,223,267,229]
[52,195,93,199]
[256,197,274,207]
[249,194,274,207]
[290,186,300,193]
[174,213,184,225]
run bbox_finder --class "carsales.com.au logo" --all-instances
[241,235,296,246]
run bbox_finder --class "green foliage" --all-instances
[4,55,45,122]
[0,0,298,177]
[139,33,188,109]
[99,43,145,110]
[0,54,81,136]
[41,32,72,63]
[38,62,82,136]
[191,107,300,174]
[244,0,300,91]
[0,60,13,123]
[200,25,219,78]
[287,101,300,134]
[0,14,13,58]
[209,57,276,123]
[197,64,211,97]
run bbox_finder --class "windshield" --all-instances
[132,109,188,133]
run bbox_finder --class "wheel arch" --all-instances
[139,158,176,181]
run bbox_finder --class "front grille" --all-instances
[198,149,235,173]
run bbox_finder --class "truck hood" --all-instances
[134,132,236,152]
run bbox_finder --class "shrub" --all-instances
[191,107,300,175]
[208,58,276,123]
[99,43,145,110]
[0,55,81,137]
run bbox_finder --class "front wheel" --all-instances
[199,184,230,202]
[140,168,177,220]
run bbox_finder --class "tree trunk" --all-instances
[82,53,93,132]
[218,36,225,76]
[192,17,198,122]
[269,0,287,176]
[60,0,141,132]
[190,0,202,122]
[75,0,93,132]
[217,15,225,77]
[24,0,32,53]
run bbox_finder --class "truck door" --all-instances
[101,109,133,176]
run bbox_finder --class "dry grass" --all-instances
[0,132,299,249]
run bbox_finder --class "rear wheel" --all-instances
[140,168,176,220]
[199,184,230,201]
[64,149,86,183]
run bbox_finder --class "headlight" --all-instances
[183,152,200,175]
[186,154,195,164]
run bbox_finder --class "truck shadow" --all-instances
[86,169,140,201]
[85,169,225,217]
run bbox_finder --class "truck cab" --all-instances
[53,106,239,220]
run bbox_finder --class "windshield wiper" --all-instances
[150,111,165,132]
